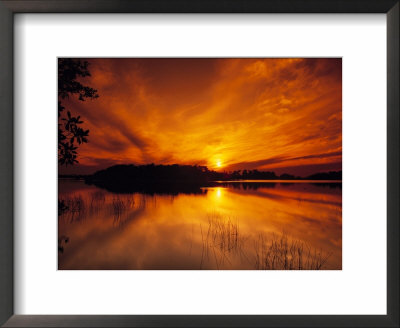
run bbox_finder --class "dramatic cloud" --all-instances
[59,58,342,176]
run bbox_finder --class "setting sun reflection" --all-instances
[215,188,222,198]
[59,180,342,270]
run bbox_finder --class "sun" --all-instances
[216,160,222,168]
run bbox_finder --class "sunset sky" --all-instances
[59,58,342,176]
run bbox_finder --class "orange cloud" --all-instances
[59,58,341,176]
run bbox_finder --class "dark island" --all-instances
[59,164,342,194]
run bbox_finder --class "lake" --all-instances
[58,179,342,270]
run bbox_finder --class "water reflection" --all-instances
[58,180,341,270]
[87,178,208,195]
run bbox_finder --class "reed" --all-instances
[110,195,135,222]
[90,191,106,206]
[254,232,331,270]
[206,211,242,253]
[111,196,126,221]
[59,195,86,221]
[199,211,245,268]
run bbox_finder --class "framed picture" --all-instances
[0,0,398,327]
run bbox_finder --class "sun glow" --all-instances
[215,188,222,198]
[59,58,342,177]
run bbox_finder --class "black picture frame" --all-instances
[0,1,398,327]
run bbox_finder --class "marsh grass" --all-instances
[59,193,333,270]
[200,211,247,268]
[198,212,331,270]
[254,233,332,270]
[90,191,106,212]
[59,192,136,224]
[207,211,241,252]
[60,195,86,221]
[110,195,135,224]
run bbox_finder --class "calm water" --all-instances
[58,180,342,270]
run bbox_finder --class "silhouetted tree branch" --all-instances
[58,59,98,166]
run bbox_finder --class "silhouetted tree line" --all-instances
[84,164,215,194]
[81,164,342,191]
[220,181,341,191]
[88,164,210,183]
[307,171,342,180]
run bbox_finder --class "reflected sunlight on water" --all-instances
[58,180,341,270]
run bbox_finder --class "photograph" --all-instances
[58,58,342,270]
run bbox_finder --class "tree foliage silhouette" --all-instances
[58,59,98,166]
